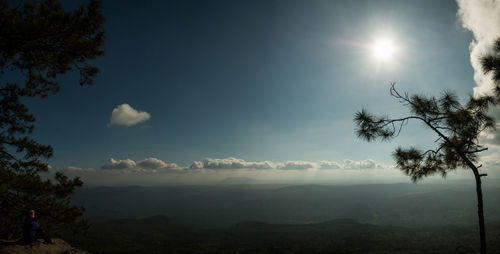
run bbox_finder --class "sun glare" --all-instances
[372,39,396,61]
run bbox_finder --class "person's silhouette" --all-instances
[22,210,53,245]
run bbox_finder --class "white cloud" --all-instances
[100,157,182,172]
[188,158,384,170]
[203,157,275,170]
[203,157,246,169]
[108,103,151,127]
[138,157,182,171]
[457,0,500,97]
[189,161,204,170]
[101,158,137,170]
[246,161,275,169]
[343,159,378,169]
[138,157,167,169]
[278,161,317,170]
[92,157,390,172]
[319,161,342,169]
[56,157,395,186]
[65,166,96,172]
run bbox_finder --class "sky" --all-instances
[22,0,500,185]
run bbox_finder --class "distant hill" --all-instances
[73,183,500,227]
[64,215,500,254]
[218,177,256,185]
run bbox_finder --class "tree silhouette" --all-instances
[0,0,104,239]
[354,38,500,254]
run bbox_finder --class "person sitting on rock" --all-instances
[22,209,54,245]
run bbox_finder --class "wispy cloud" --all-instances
[480,123,500,147]
[51,166,96,172]
[108,103,151,127]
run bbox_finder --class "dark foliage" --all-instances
[481,38,500,83]
[354,83,497,181]
[0,0,104,239]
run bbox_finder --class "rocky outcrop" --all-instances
[0,238,89,254]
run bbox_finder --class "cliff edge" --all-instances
[0,238,89,254]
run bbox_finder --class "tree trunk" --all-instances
[451,148,487,254]
[473,171,487,254]
[405,117,488,253]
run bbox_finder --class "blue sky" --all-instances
[22,0,500,184]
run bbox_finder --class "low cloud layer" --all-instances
[108,103,151,127]
[93,157,385,172]
[278,161,317,170]
[100,157,181,172]
[199,158,384,170]
[52,156,500,186]
[457,0,500,97]
[52,166,96,172]
[344,159,378,169]
[319,161,342,169]
[203,157,275,170]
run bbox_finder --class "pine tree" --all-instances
[0,0,104,239]
[354,38,500,254]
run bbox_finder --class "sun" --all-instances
[372,39,396,61]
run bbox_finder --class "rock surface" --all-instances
[0,238,89,254]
